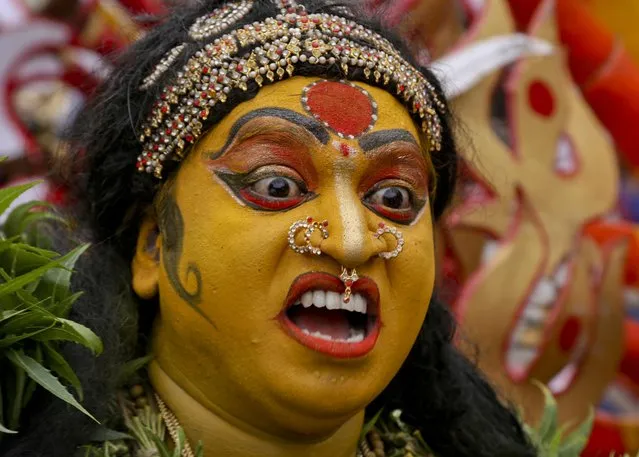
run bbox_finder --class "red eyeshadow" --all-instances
[239,189,305,210]
[211,137,318,189]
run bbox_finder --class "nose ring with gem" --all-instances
[340,266,359,304]
[288,217,329,256]
[375,222,404,259]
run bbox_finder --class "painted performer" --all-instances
[2,0,541,456]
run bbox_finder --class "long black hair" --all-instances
[3,1,536,456]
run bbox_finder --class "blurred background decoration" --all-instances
[0,0,163,209]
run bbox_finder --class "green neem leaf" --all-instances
[15,289,46,307]
[0,420,17,434]
[0,182,42,217]
[42,342,83,400]
[3,201,53,239]
[0,257,66,298]
[21,345,43,408]
[173,428,187,457]
[547,426,563,457]
[10,243,58,259]
[34,244,90,309]
[150,434,173,457]
[117,355,154,387]
[0,245,55,277]
[0,324,54,348]
[0,238,22,257]
[533,380,559,444]
[18,212,66,236]
[361,408,384,438]
[32,319,103,355]
[0,311,55,337]
[89,426,134,442]
[3,201,45,237]
[50,291,83,319]
[8,358,26,431]
[0,292,20,312]
[6,349,98,423]
[0,309,24,324]
[58,319,103,355]
[557,408,594,457]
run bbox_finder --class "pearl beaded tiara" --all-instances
[137,0,444,178]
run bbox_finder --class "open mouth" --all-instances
[279,272,381,358]
[504,256,572,380]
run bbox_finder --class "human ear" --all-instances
[131,217,161,299]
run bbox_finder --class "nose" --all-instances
[318,186,383,269]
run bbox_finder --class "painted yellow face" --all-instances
[133,76,436,437]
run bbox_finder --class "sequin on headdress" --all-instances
[137,0,445,178]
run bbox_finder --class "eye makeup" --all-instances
[215,165,315,211]
[359,142,430,224]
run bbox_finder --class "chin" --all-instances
[259,365,386,434]
[265,390,371,438]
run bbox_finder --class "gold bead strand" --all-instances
[154,393,196,457]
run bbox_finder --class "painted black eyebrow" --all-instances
[358,129,418,152]
[210,107,329,158]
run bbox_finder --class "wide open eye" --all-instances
[240,176,308,210]
[368,187,411,210]
[252,177,302,199]
[364,184,417,223]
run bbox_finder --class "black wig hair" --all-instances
[3,1,537,456]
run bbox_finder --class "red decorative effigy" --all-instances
[509,2,639,453]
[508,0,639,170]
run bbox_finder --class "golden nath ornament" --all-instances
[288,217,329,256]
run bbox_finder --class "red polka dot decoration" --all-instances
[301,80,378,139]
[528,80,556,118]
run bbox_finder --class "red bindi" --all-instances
[302,80,377,138]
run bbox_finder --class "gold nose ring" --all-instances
[375,222,404,259]
[288,217,329,256]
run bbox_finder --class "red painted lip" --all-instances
[278,272,381,359]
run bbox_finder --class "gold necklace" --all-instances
[154,393,196,457]
[154,393,371,457]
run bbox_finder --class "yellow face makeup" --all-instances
[133,76,437,438]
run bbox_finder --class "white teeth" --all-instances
[554,134,578,174]
[506,346,537,375]
[348,328,365,343]
[301,291,313,308]
[523,306,546,324]
[529,279,557,307]
[312,290,326,308]
[339,295,355,311]
[554,263,569,287]
[352,294,367,314]
[481,240,500,265]
[300,328,366,343]
[548,363,577,394]
[326,291,340,310]
[294,290,368,313]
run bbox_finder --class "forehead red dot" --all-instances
[304,81,375,137]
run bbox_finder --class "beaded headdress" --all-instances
[136,0,445,178]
